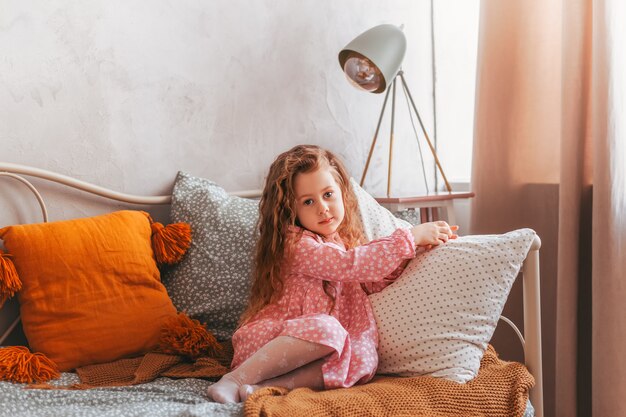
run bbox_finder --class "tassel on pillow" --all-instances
[0,346,60,384]
[0,250,21,307]
[149,217,192,265]
[157,312,222,360]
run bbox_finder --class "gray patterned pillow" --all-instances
[163,172,259,340]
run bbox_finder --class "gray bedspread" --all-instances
[0,373,535,417]
[0,373,242,417]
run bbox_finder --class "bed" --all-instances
[0,162,543,417]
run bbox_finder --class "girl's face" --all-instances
[293,166,345,237]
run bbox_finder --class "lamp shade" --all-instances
[338,24,406,94]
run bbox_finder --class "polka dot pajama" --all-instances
[231,227,416,389]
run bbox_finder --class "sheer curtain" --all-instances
[471,1,626,416]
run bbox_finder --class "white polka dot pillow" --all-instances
[349,178,412,235]
[369,230,536,382]
[350,180,537,383]
[162,172,259,340]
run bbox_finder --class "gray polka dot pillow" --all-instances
[163,172,259,340]
[351,180,536,383]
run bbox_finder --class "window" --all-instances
[434,0,480,186]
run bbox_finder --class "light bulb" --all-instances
[343,53,383,92]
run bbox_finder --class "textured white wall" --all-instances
[1,1,483,342]
[1,0,439,227]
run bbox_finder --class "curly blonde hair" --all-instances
[239,145,364,325]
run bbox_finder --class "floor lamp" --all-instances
[338,24,452,197]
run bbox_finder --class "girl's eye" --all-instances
[304,199,313,206]
[324,192,333,198]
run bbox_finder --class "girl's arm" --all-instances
[411,221,459,248]
[360,259,410,295]
[361,221,459,294]
[290,228,416,283]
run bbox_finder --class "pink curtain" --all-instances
[471,1,626,416]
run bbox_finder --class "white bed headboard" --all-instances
[0,162,543,417]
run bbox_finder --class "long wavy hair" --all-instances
[239,145,364,325]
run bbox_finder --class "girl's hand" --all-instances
[410,221,459,249]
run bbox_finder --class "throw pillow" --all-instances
[163,172,259,340]
[350,179,536,383]
[0,210,178,371]
[350,178,412,237]
[369,230,535,383]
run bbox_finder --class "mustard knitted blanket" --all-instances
[245,345,534,417]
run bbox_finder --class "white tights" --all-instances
[207,336,334,403]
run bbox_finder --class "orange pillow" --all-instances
[0,210,177,371]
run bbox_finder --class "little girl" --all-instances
[207,145,458,403]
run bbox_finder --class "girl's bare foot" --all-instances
[207,375,242,403]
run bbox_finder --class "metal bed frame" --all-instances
[0,162,543,417]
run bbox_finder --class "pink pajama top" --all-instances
[231,227,416,389]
